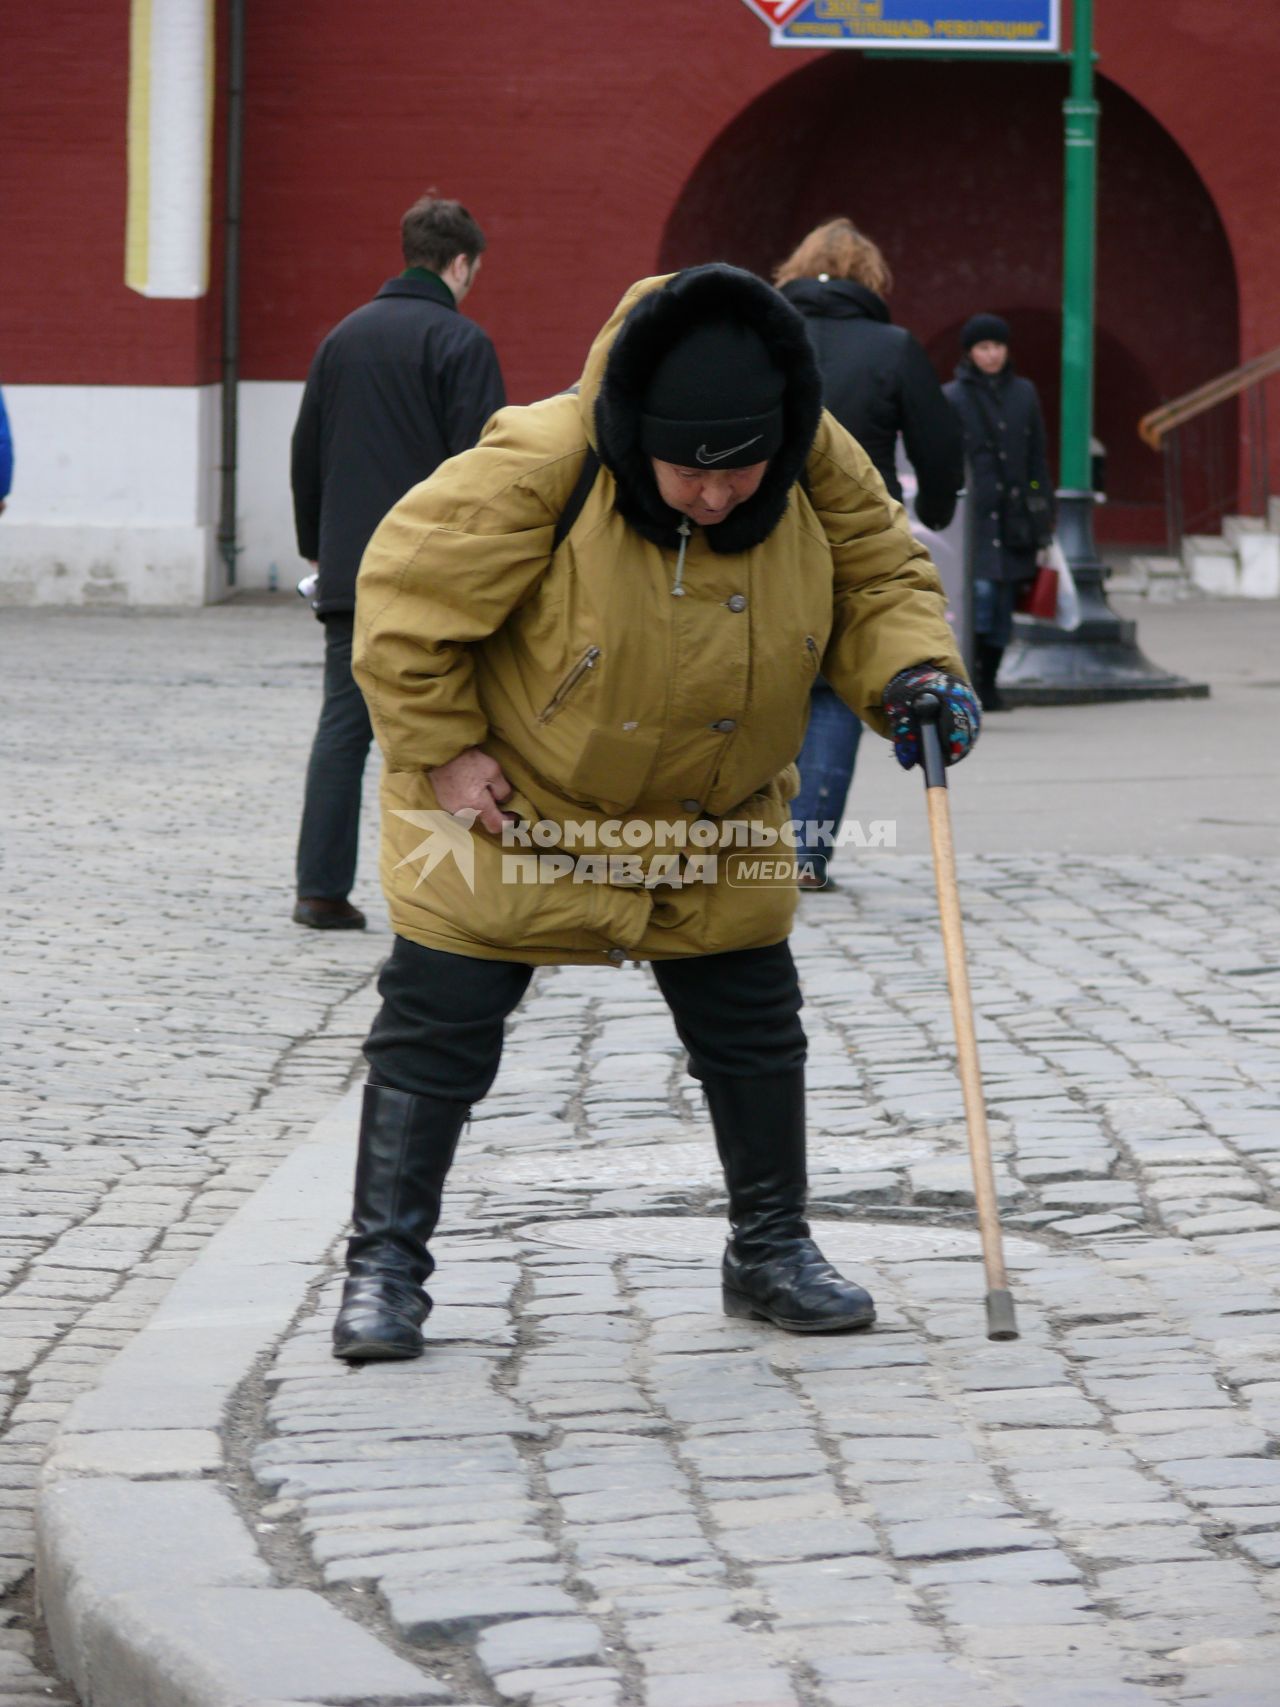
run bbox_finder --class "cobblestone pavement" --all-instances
[6,603,1280,1707]
[0,603,384,1702]
[250,860,1280,1707]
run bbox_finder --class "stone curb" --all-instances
[35,1088,447,1707]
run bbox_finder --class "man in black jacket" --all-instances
[290,194,506,928]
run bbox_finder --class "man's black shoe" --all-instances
[293,897,367,930]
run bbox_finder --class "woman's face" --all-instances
[650,458,769,527]
[970,340,1009,376]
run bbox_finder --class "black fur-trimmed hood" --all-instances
[579,265,824,555]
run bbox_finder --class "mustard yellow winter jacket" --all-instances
[354,268,964,965]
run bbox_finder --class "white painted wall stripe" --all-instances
[125,0,215,299]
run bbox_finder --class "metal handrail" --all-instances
[1139,346,1280,448]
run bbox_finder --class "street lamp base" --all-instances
[998,490,1210,706]
[999,619,1210,705]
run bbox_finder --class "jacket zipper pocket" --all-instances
[804,635,820,674]
[538,646,601,723]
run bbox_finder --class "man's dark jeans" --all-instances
[296,612,374,900]
[792,679,863,884]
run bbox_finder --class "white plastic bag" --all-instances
[1042,536,1080,630]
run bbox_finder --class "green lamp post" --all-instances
[1059,0,1098,497]
[1000,0,1206,703]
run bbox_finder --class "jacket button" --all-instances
[712,718,737,733]
[726,594,747,612]
[606,948,627,966]
[680,798,701,813]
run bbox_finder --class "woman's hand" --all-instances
[428,747,517,834]
[882,665,981,771]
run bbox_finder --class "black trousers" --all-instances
[364,938,807,1105]
[296,613,374,900]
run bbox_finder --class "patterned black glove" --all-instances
[882,664,981,772]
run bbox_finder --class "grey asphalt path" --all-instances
[843,596,1280,858]
[9,594,1280,1707]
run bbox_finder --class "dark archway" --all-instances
[659,54,1238,546]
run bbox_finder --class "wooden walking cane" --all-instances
[913,694,1019,1341]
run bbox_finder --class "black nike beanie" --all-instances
[961,312,1011,351]
[640,320,786,469]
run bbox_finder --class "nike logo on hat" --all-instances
[695,434,763,465]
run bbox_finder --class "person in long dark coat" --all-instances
[775,218,963,887]
[945,314,1054,710]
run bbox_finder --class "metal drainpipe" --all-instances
[217,0,246,587]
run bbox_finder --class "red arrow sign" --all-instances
[739,0,810,28]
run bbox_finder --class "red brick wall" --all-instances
[657,53,1239,544]
[3,1,1279,540]
[0,0,225,387]
[235,0,788,388]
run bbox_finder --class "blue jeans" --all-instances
[295,613,374,899]
[974,577,1018,648]
[791,679,863,883]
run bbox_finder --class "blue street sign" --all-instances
[750,0,1060,52]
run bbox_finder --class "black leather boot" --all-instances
[703,1070,875,1333]
[331,1082,468,1362]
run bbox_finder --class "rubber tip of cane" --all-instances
[985,1289,1019,1341]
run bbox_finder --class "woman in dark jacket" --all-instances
[776,219,963,887]
[945,314,1054,709]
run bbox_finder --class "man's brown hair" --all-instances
[773,217,893,297]
[400,192,487,272]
